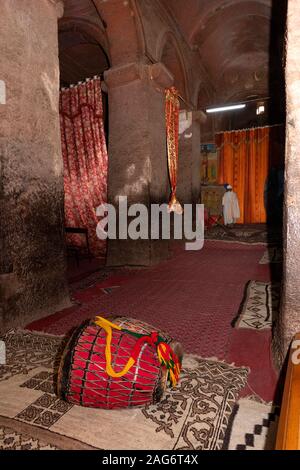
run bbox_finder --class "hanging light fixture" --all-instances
[206,103,246,113]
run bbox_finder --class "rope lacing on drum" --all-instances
[94,316,181,387]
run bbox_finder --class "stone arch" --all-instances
[58,17,111,86]
[156,30,190,103]
[192,79,202,109]
[59,17,110,61]
[194,81,216,110]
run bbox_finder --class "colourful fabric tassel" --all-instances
[94,316,181,387]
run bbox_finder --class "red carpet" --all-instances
[226,329,279,401]
[27,240,279,402]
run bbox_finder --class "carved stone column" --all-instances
[104,62,173,266]
[0,0,70,332]
[177,110,193,205]
[192,111,205,203]
[177,110,203,205]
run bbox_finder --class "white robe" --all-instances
[222,191,240,225]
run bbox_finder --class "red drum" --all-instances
[58,316,183,409]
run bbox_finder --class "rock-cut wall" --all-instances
[273,0,299,367]
[0,0,70,332]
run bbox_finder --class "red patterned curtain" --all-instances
[165,87,182,213]
[60,77,108,256]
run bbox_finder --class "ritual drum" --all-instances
[57,316,183,409]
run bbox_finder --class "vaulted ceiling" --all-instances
[58,0,285,113]
[59,31,109,86]
[161,0,277,105]
[58,0,109,86]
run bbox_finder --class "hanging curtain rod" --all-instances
[215,122,285,134]
[60,73,106,91]
[60,74,193,110]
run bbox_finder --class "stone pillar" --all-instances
[191,111,203,204]
[104,62,173,266]
[197,110,209,197]
[177,110,193,205]
[0,0,70,332]
[177,110,202,205]
[273,0,300,367]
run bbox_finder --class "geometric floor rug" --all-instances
[232,281,281,330]
[205,225,270,244]
[222,398,280,450]
[0,330,249,450]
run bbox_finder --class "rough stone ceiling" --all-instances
[161,0,273,104]
[59,0,283,107]
[63,0,99,19]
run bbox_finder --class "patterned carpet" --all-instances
[223,398,280,450]
[0,330,248,451]
[205,224,282,245]
[26,240,279,403]
[232,281,281,330]
[28,242,269,356]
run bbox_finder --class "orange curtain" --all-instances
[246,128,269,223]
[217,127,270,224]
[165,87,182,213]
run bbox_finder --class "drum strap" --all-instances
[94,316,181,387]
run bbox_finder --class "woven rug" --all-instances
[205,225,275,244]
[223,398,280,450]
[205,224,282,245]
[0,330,248,450]
[232,281,280,330]
[259,247,283,265]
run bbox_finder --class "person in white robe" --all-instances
[222,184,240,226]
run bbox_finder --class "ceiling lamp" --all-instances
[206,104,246,113]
